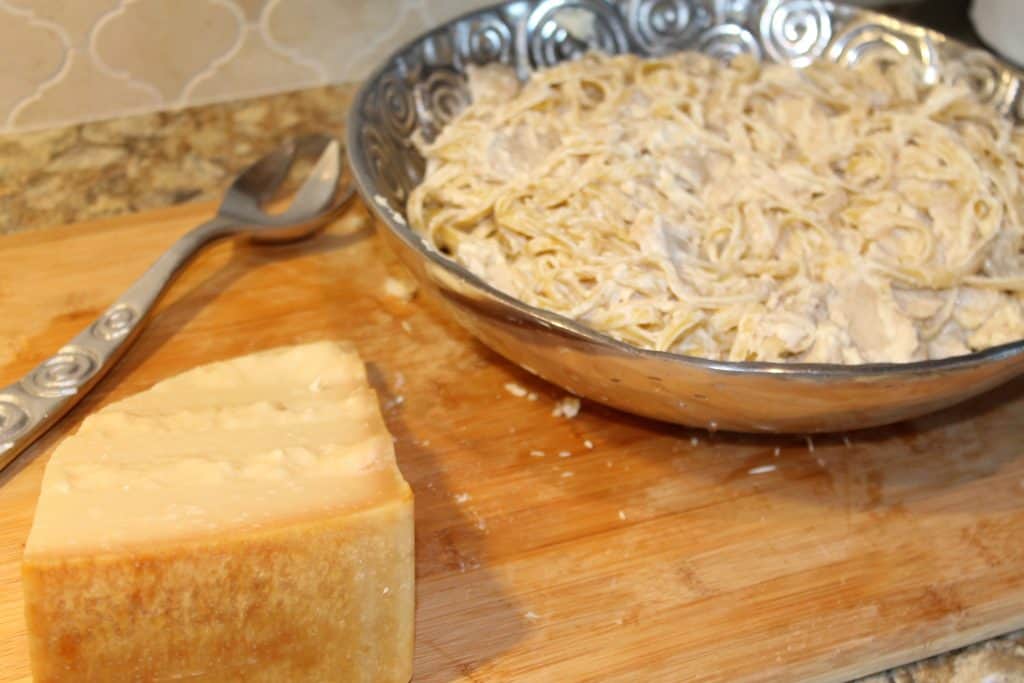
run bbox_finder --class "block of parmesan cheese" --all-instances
[22,341,414,683]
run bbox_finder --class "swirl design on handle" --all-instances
[760,0,831,67]
[525,0,628,69]
[22,347,99,398]
[91,303,137,342]
[0,399,29,444]
[627,0,707,55]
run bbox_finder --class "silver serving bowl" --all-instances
[347,0,1024,433]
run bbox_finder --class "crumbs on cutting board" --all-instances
[748,465,777,475]
[453,492,471,504]
[504,381,539,401]
[552,396,581,418]
[530,450,545,457]
[382,276,417,302]
[583,439,594,449]
[504,382,527,398]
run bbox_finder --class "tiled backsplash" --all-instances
[0,0,490,133]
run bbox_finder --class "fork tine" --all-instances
[287,138,342,218]
[228,140,295,206]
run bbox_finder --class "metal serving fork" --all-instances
[0,134,353,473]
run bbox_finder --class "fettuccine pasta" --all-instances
[407,51,1024,363]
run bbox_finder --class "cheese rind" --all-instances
[22,341,414,682]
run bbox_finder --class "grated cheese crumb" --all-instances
[618,510,626,520]
[524,611,540,621]
[773,447,781,457]
[558,450,572,458]
[530,450,546,457]
[552,396,581,418]
[454,492,471,504]
[748,465,777,475]
[504,382,528,397]
[842,435,852,448]
[584,439,594,449]
[690,436,699,446]
[805,436,815,453]
[383,276,417,301]
[561,471,574,478]
[400,320,413,333]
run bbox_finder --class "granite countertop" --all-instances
[1,1,1023,679]
[0,84,354,234]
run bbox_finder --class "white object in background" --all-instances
[971,0,1024,66]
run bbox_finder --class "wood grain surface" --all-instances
[1,201,1023,682]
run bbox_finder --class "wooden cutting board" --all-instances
[1,200,1023,683]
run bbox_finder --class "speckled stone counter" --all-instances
[0,84,353,234]
[1,82,1023,682]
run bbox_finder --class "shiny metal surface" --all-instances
[348,0,1024,433]
[0,135,352,474]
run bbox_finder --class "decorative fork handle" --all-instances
[0,216,237,473]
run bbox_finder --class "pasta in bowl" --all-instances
[409,51,1024,364]
[349,0,1024,432]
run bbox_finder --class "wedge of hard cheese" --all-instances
[22,341,414,682]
